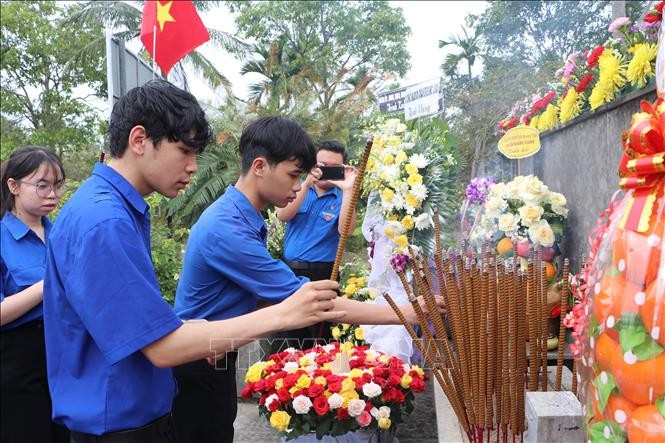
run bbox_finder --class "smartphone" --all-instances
[319,165,345,180]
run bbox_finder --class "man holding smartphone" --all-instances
[274,140,357,350]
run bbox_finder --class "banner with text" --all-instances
[403,78,444,121]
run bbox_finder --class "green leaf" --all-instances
[588,420,626,443]
[657,396,665,419]
[316,417,332,440]
[589,315,601,339]
[619,328,647,352]
[592,372,618,413]
[633,338,664,361]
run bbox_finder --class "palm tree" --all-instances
[63,1,249,93]
[438,26,482,81]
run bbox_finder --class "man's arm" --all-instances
[276,167,322,222]
[335,166,358,235]
[142,280,343,367]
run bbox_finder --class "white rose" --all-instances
[347,399,367,417]
[498,213,520,233]
[489,182,508,198]
[371,406,391,419]
[292,395,313,414]
[519,176,549,202]
[485,196,507,214]
[362,381,382,398]
[414,213,432,230]
[327,393,344,410]
[528,219,555,247]
[551,204,568,217]
[283,362,299,373]
[548,191,567,207]
[265,393,279,410]
[518,204,544,227]
[384,118,400,132]
[396,123,407,133]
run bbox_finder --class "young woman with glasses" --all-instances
[0,145,69,442]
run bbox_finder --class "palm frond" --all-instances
[207,28,251,58]
[185,51,233,94]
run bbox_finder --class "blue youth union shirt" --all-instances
[0,212,52,330]
[283,186,342,262]
[43,163,183,435]
[174,185,308,321]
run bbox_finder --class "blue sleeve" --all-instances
[68,219,183,364]
[0,257,6,302]
[202,224,308,302]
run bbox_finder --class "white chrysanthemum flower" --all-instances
[392,193,405,211]
[409,184,428,201]
[408,153,430,168]
[414,213,432,230]
[383,164,401,181]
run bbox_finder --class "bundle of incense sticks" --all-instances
[555,258,570,391]
[329,137,373,281]
[383,213,573,443]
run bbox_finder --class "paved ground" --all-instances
[233,372,438,443]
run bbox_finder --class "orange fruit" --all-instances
[592,273,643,331]
[640,279,665,347]
[626,404,665,442]
[595,333,619,372]
[497,237,513,257]
[545,261,556,279]
[610,348,665,405]
[606,394,637,429]
[612,229,662,287]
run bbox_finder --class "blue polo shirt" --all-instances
[283,186,342,262]
[0,212,52,330]
[174,185,307,321]
[43,163,183,435]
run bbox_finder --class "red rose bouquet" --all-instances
[241,342,428,440]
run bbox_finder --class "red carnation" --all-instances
[587,45,604,68]
[410,376,426,393]
[336,407,349,421]
[307,383,324,398]
[575,73,593,93]
[313,396,329,416]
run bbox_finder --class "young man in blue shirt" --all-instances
[172,118,435,443]
[275,140,357,349]
[42,81,342,443]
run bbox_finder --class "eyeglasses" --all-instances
[20,180,65,198]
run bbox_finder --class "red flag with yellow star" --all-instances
[140,0,210,76]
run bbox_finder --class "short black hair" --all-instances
[108,79,213,157]
[317,140,348,163]
[238,116,316,174]
[1,146,65,215]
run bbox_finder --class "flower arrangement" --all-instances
[362,118,457,261]
[241,342,428,440]
[266,208,286,259]
[330,273,376,345]
[471,175,568,250]
[460,176,496,240]
[498,3,663,135]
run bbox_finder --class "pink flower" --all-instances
[356,410,372,427]
[563,311,576,329]
[608,17,631,33]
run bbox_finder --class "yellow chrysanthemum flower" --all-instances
[394,151,408,164]
[354,277,365,287]
[381,187,394,202]
[401,215,414,230]
[354,327,364,341]
[627,43,657,88]
[344,283,358,296]
[407,173,423,186]
[529,115,540,128]
[405,163,419,175]
[395,235,409,249]
[387,214,399,221]
[537,104,559,132]
[331,326,341,340]
[559,88,583,124]
[589,49,627,110]
[405,193,421,209]
[382,153,395,165]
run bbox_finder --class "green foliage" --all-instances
[146,193,189,305]
[0,1,105,167]
[266,208,286,259]
[229,1,411,110]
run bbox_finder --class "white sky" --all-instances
[189,1,487,105]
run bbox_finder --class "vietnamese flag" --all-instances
[140,0,210,76]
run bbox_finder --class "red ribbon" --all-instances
[617,99,665,232]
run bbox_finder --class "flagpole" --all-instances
[152,23,157,79]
